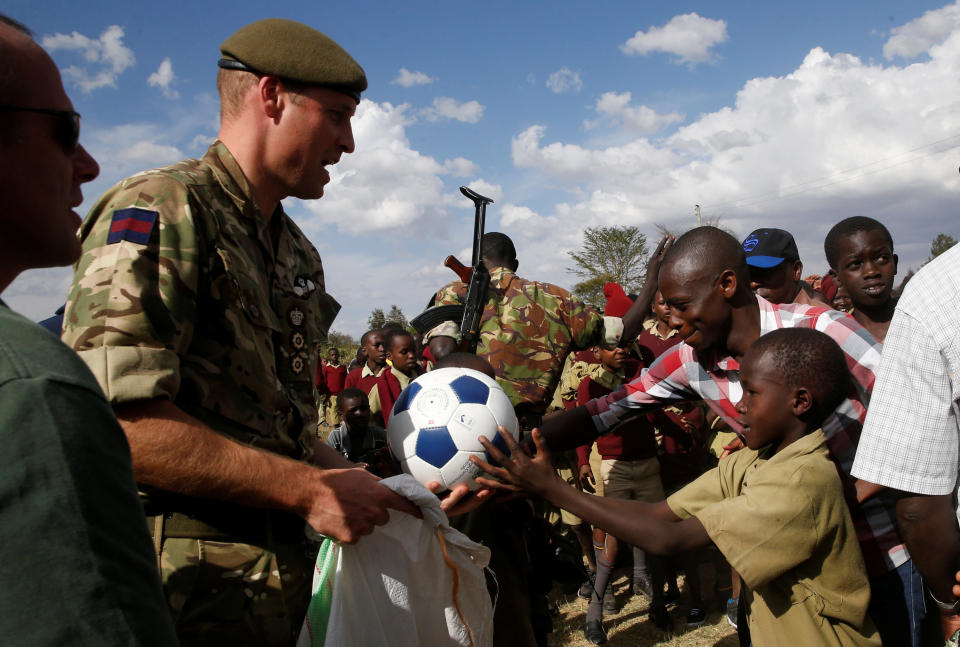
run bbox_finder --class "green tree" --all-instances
[900,232,959,295]
[567,226,648,310]
[930,233,957,260]
[571,274,617,312]
[367,308,386,330]
[322,330,359,365]
[386,304,408,329]
[325,330,356,351]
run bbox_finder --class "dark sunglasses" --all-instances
[0,106,81,152]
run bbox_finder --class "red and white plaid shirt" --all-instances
[585,295,907,576]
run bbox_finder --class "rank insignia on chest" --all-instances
[293,275,317,298]
[107,207,158,245]
[291,331,305,350]
[290,356,305,375]
[288,307,305,327]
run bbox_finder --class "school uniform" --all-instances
[344,363,386,395]
[668,430,880,647]
[369,365,418,427]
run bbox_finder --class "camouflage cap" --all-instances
[219,18,367,102]
[600,316,623,349]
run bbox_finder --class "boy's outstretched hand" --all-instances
[471,427,560,498]
[426,481,495,517]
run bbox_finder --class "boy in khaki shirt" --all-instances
[474,328,879,647]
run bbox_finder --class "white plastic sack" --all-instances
[298,474,493,647]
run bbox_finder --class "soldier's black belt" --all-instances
[144,499,305,548]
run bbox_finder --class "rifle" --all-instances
[410,186,494,354]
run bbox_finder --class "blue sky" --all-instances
[5,1,959,337]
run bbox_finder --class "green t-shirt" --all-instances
[0,301,176,645]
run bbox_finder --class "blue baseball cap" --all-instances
[742,228,800,268]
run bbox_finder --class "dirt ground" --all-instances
[547,570,738,647]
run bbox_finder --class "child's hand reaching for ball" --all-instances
[472,426,561,498]
[426,481,496,517]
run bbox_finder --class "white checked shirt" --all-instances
[853,243,960,518]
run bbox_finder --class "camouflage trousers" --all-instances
[160,538,313,647]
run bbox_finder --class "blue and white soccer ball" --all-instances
[387,367,519,491]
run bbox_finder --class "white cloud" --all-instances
[443,157,477,177]
[512,32,960,281]
[43,25,135,92]
[301,100,476,235]
[546,67,583,94]
[589,91,685,133]
[421,97,485,123]
[884,0,960,59]
[392,68,435,87]
[147,57,178,99]
[621,13,728,66]
[190,133,216,150]
[461,179,502,203]
[498,204,560,239]
[512,124,679,188]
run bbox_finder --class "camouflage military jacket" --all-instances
[63,142,339,460]
[430,267,603,407]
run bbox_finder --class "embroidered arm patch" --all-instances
[107,207,157,245]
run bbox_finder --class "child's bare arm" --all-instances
[472,427,710,555]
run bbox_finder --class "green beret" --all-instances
[219,18,366,102]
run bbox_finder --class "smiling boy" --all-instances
[531,226,919,646]
[476,328,880,647]
[824,217,898,341]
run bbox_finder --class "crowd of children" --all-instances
[312,216,941,646]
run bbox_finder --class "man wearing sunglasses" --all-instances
[61,18,418,645]
[0,14,178,645]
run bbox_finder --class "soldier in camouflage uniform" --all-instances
[423,232,642,647]
[62,18,416,647]
[426,232,612,417]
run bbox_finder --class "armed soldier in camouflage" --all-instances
[426,232,666,422]
[62,18,417,646]
[424,231,670,647]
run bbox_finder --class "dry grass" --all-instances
[547,571,738,647]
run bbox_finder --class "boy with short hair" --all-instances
[477,328,880,647]
[344,328,387,393]
[369,329,422,426]
[326,387,393,477]
[824,216,898,341]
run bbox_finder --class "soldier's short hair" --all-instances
[481,232,516,266]
[217,67,314,123]
[216,68,258,122]
[434,352,496,379]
